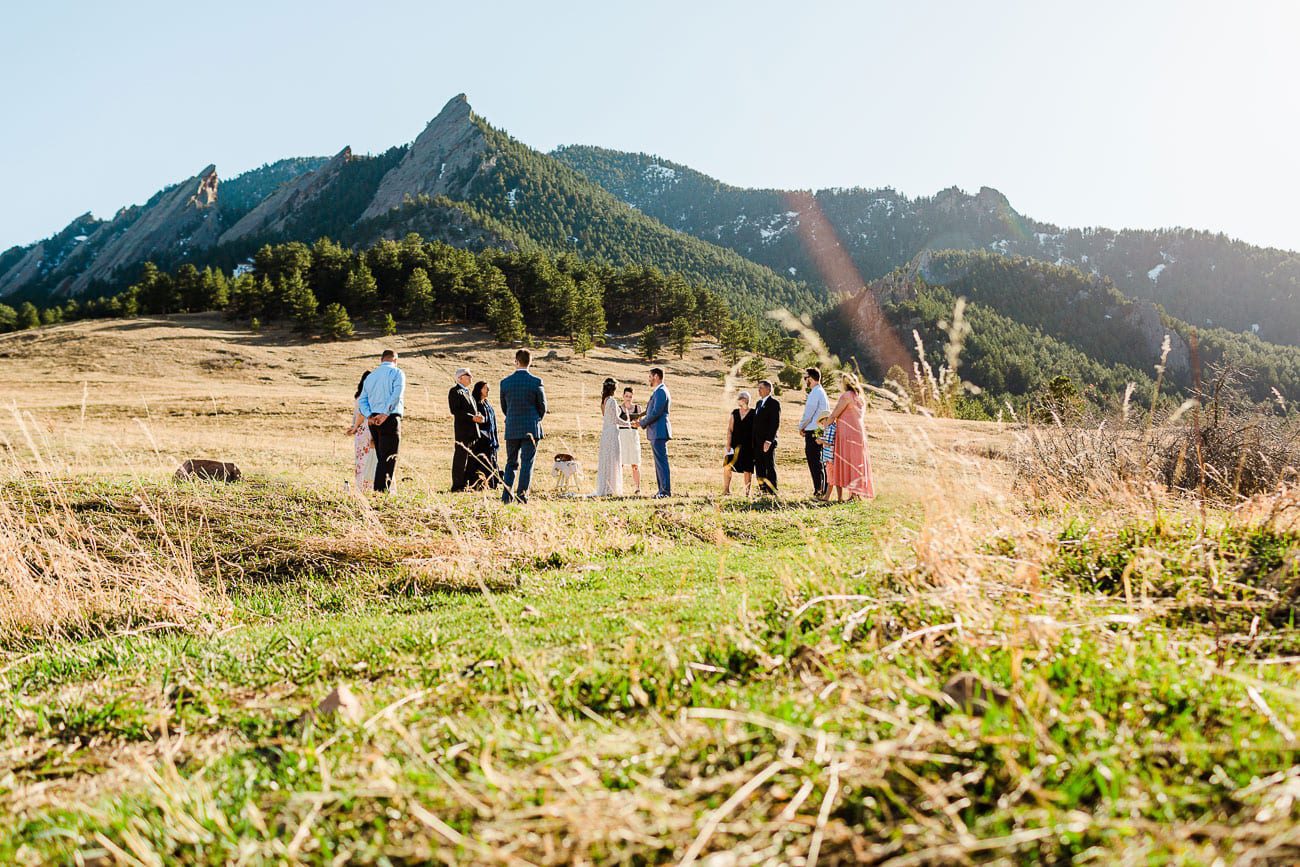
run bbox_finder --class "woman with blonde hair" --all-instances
[723,390,755,496]
[825,370,875,502]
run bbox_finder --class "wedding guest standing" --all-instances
[751,380,781,495]
[358,349,406,494]
[723,390,755,497]
[799,368,829,498]
[825,371,875,502]
[499,349,547,505]
[617,387,643,496]
[468,380,500,489]
[448,367,483,492]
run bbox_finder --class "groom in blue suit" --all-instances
[498,348,547,504]
[638,367,672,498]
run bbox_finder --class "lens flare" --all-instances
[781,190,912,378]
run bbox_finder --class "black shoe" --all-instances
[518,493,529,504]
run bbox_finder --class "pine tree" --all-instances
[720,319,744,365]
[740,354,768,383]
[486,285,526,344]
[319,303,355,339]
[381,313,398,336]
[402,267,436,323]
[344,261,379,313]
[669,316,692,358]
[17,302,40,330]
[0,303,17,332]
[573,276,605,354]
[640,325,660,361]
[135,262,178,314]
[281,271,318,332]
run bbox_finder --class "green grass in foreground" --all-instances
[2,481,1299,863]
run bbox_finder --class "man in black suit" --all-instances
[751,379,781,495]
[448,366,483,492]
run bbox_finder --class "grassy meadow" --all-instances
[2,315,1299,864]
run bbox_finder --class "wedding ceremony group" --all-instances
[347,348,876,504]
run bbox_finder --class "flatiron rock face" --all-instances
[66,166,222,294]
[359,94,490,222]
[220,147,353,245]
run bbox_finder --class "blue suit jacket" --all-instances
[499,369,547,441]
[641,385,672,441]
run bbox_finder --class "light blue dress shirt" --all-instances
[358,361,406,417]
[800,383,829,432]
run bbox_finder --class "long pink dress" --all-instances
[353,403,376,493]
[828,392,875,498]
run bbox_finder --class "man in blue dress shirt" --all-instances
[358,349,407,493]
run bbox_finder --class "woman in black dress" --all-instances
[468,380,500,489]
[723,390,756,496]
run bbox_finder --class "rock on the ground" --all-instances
[174,459,242,482]
[940,672,1010,716]
[316,683,364,724]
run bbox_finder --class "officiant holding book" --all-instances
[617,386,643,496]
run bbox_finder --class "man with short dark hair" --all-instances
[751,379,781,494]
[498,348,546,504]
[637,367,672,497]
[448,366,484,492]
[359,349,406,493]
[799,367,829,498]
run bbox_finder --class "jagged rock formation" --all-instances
[220,147,353,244]
[65,166,221,294]
[359,95,489,221]
[0,213,101,297]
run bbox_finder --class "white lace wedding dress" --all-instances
[594,396,623,496]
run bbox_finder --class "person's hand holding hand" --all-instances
[763,441,772,453]
[370,413,388,426]
[473,414,485,423]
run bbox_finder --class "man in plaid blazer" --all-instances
[498,348,547,504]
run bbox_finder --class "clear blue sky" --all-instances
[2,1,1297,252]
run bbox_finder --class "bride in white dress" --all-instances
[593,377,623,497]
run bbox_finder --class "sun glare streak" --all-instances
[782,190,912,378]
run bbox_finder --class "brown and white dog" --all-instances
[552,453,585,492]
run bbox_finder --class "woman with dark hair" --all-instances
[468,380,500,489]
[593,377,623,496]
[617,386,643,496]
[346,371,376,492]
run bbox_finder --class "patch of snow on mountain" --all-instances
[1148,263,1166,282]
[506,188,518,209]
[73,234,88,242]
[644,164,679,183]
[788,267,797,276]
[989,239,1009,253]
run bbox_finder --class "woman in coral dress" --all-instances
[826,371,875,502]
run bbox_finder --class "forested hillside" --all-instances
[555,146,1300,346]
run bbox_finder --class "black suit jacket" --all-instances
[449,384,480,443]
[752,395,781,449]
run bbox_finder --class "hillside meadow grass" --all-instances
[2,316,1299,863]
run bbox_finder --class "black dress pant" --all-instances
[755,443,778,494]
[804,431,826,495]
[372,415,401,493]
[451,438,475,491]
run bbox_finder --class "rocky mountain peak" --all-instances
[358,94,490,222]
[65,165,224,294]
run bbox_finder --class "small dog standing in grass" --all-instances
[552,453,585,493]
